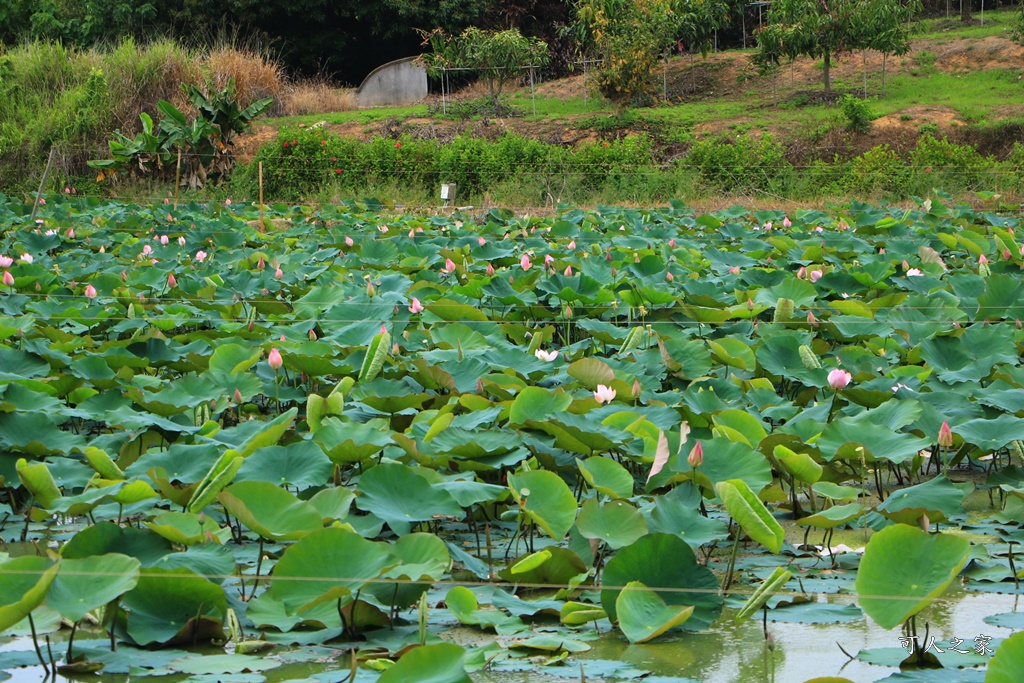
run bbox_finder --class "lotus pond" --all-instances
[1,194,1024,683]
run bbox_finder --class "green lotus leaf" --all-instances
[576,456,633,499]
[235,441,333,489]
[856,524,970,630]
[735,566,793,623]
[875,474,966,526]
[796,503,866,530]
[218,481,324,541]
[445,586,525,635]
[147,511,231,546]
[615,580,694,643]
[313,417,392,464]
[987,631,1024,683]
[61,522,173,566]
[356,462,463,533]
[575,498,648,550]
[269,527,395,614]
[47,554,140,622]
[716,479,785,554]
[377,642,472,683]
[121,567,227,646]
[507,470,577,541]
[601,533,722,630]
[0,556,59,631]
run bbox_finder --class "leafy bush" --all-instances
[848,145,909,196]
[685,133,790,194]
[909,135,990,192]
[841,95,874,133]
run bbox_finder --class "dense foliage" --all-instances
[1,195,1024,679]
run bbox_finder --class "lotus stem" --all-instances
[27,613,49,674]
[724,534,740,593]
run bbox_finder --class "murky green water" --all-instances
[2,587,1017,683]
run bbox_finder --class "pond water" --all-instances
[2,587,1018,682]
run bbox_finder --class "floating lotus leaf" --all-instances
[855,525,970,630]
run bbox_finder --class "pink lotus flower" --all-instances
[378,225,388,233]
[167,273,177,288]
[159,235,168,245]
[669,239,676,247]
[195,250,207,263]
[486,264,495,276]
[20,254,32,264]
[827,368,852,390]
[544,254,554,267]
[520,254,532,270]
[345,236,354,247]
[564,265,573,276]
[783,217,792,228]
[268,348,283,370]
[534,349,558,362]
[63,228,74,238]
[478,236,486,246]
[2,272,13,287]
[593,384,616,404]
[729,266,740,275]
[142,244,153,256]
[687,441,704,467]
[225,199,232,206]
[906,268,923,277]
[84,284,97,299]
[979,254,989,265]
[764,222,773,230]
[178,236,186,246]
[37,197,45,205]
[938,421,953,448]
[810,270,823,283]
[275,267,283,279]
[444,257,456,273]
[797,266,807,279]
[568,240,576,250]
[0,256,11,268]
[814,226,824,233]
[408,297,424,314]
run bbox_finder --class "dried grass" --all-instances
[281,80,356,116]
[202,46,289,117]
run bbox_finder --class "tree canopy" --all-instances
[755,0,920,93]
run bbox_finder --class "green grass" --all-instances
[262,104,430,127]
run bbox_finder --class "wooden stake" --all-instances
[174,148,182,210]
[30,146,56,222]
[258,161,265,233]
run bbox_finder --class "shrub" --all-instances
[909,135,990,192]
[848,145,909,196]
[841,95,874,133]
[685,133,790,194]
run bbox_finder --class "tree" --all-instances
[573,0,726,108]
[755,0,919,94]
[421,27,549,112]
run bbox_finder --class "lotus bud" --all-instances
[666,271,674,283]
[669,239,676,247]
[85,284,97,299]
[520,254,532,270]
[937,421,953,448]
[256,256,265,271]
[783,217,791,228]
[345,236,354,246]
[568,240,576,249]
[747,298,754,310]
[392,343,400,355]
[798,345,821,369]
[1005,249,1012,261]
[444,257,456,273]
[606,252,612,261]
[797,266,807,279]
[486,264,495,276]
[121,269,128,282]
[508,275,514,284]
[632,379,642,399]
[564,305,573,319]
[478,236,486,246]
[248,321,254,332]
[476,378,484,393]
[3,271,13,287]
[380,325,387,336]
[827,368,852,389]
[234,388,243,403]
[902,260,910,271]
[268,348,283,370]
[564,265,573,276]
[918,513,930,533]
[979,254,989,265]
[367,281,375,297]
[807,310,818,327]
[687,441,703,468]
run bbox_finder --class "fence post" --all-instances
[30,147,56,223]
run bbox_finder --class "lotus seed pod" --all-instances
[798,345,821,369]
